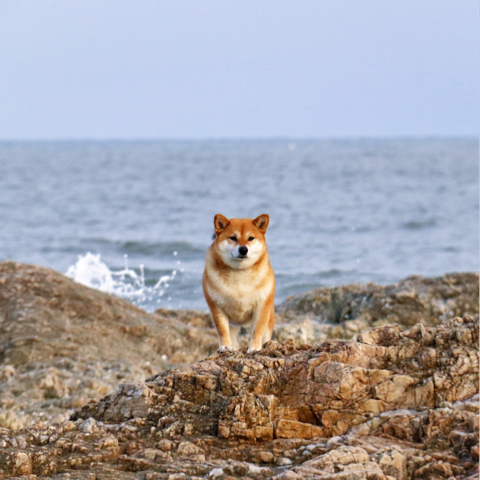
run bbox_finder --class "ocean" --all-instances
[0,138,478,312]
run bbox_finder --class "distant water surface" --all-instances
[0,138,478,311]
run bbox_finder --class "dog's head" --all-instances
[212,213,270,269]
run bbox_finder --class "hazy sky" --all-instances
[0,1,478,139]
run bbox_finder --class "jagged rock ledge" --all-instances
[0,315,477,479]
[1,261,476,432]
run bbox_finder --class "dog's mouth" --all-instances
[231,253,248,260]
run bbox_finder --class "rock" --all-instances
[0,262,477,479]
[78,417,99,434]
[208,467,224,478]
[0,261,218,427]
[276,273,479,343]
[471,444,479,461]
[256,451,274,463]
[11,452,31,476]
[177,441,203,456]
[377,449,407,480]
[155,308,213,328]
[1,316,451,479]
[0,365,17,381]
[157,438,175,451]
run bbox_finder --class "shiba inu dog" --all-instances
[203,214,276,353]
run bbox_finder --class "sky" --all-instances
[0,1,478,140]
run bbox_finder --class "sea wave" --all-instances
[65,252,177,310]
[78,238,205,257]
[401,218,437,230]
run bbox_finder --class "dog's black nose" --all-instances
[238,246,248,256]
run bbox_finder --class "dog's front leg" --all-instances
[210,306,233,353]
[248,299,274,353]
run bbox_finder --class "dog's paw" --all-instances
[217,345,234,354]
[247,346,261,354]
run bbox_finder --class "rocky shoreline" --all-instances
[0,261,478,479]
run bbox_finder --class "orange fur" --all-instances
[202,214,276,353]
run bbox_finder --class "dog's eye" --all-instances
[248,236,255,241]
[229,236,237,242]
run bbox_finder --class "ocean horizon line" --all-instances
[0,134,478,144]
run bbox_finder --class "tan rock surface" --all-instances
[0,262,478,479]
[0,315,475,479]
[0,261,218,428]
[1,263,477,430]
[74,316,478,441]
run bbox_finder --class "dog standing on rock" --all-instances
[203,213,276,353]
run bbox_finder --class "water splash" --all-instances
[65,252,176,310]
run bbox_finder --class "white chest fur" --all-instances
[205,257,273,326]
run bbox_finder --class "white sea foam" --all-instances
[65,252,176,310]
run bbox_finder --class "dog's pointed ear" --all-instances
[253,214,269,234]
[214,214,230,233]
